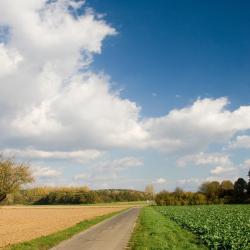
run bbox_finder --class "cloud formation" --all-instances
[0,0,250,189]
[144,98,250,153]
[210,166,236,175]
[73,156,143,188]
[2,148,102,163]
[32,166,61,178]
[177,152,232,167]
[2,1,250,157]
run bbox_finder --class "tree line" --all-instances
[0,156,151,204]
[155,171,250,205]
[1,155,250,205]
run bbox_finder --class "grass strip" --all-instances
[3,209,127,250]
[129,206,207,250]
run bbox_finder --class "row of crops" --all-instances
[155,205,250,250]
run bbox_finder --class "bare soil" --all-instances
[0,205,125,248]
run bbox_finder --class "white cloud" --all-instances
[32,166,61,178]
[0,43,23,76]
[95,156,144,172]
[0,0,149,152]
[2,148,103,163]
[155,178,167,184]
[1,0,250,164]
[176,178,201,186]
[73,156,143,187]
[73,173,89,181]
[210,166,236,175]
[177,152,231,167]
[143,98,250,153]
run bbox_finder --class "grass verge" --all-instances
[3,209,127,250]
[129,206,207,250]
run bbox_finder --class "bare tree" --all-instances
[0,156,34,202]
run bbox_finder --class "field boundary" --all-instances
[129,206,207,250]
[2,208,129,250]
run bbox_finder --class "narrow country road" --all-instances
[51,207,141,250]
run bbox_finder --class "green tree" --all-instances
[199,181,220,202]
[0,156,34,202]
[220,180,234,197]
[233,178,247,203]
[247,170,250,198]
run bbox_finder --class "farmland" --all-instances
[0,205,127,248]
[156,205,250,250]
[130,206,206,250]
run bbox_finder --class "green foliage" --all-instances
[155,171,250,206]
[0,156,33,201]
[130,207,206,250]
[9,188,150,205]
[233,178,248,203]
[155,190,207,205]
[199,181,221,201]
[156,205,250,250]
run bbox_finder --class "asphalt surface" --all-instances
[51,207,141,250]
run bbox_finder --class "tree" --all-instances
[174,187,184,195]
[0,156,34,202]
[247,170,250,198]
[233,178,247,203]
[220,180,234,197]
[145,184,155,199]
[199,181,220,201]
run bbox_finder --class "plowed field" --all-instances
[0,205,125,248]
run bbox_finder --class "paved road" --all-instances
[51,207,141,250]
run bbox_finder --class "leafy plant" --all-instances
[155,205,250,250]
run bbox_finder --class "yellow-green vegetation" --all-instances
[5,188,150,205]
[0,156,33,203]
[156,205,250,250]
[129,207,207,250]
[3,209,126,250]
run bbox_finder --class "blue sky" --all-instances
[88,0,250,115]
[0,0,250,191]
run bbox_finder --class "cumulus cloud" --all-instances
[3,0,250,192]
[177,152,232,167]
[32,166,61,178]
[94,156,144,172]
[0,0,149,153]
[176,178,201,186]
[1,0,250,177]
[2,148,102,163]
[143,98,250,153]
[73,156,143,187]
[210,166,236,175]
[155,178,167,184]
[0,43,23,76]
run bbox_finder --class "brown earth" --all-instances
[0,205,126,248]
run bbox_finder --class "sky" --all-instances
[0,0,250,191]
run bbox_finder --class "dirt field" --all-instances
[0,205,126,248]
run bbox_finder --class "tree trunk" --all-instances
[0,193,6,202]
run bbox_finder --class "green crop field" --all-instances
[156,205,250,250]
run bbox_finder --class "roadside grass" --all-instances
[3,209,127,250]
[129,206,207,250]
